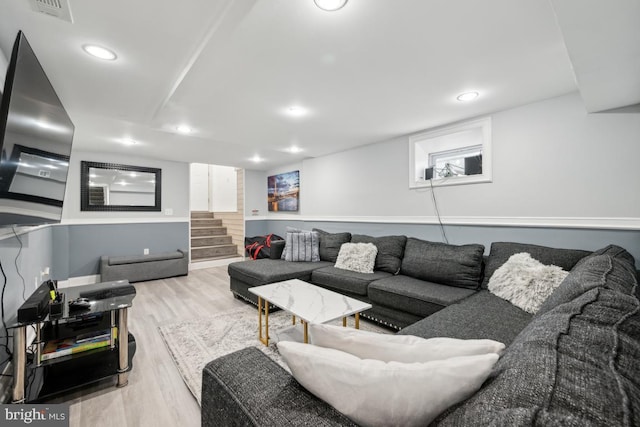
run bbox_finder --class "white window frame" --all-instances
[409,117,492,188]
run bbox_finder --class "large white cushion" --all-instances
[309,323,505,362]
[488,252,569,313]
[278,341,499,427]
[334,242,378,273]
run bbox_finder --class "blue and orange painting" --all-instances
[267,170,299,211]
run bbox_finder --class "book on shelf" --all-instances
[40,327,117,361]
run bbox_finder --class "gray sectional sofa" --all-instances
[206,237,640,426]
[229,231,493,329]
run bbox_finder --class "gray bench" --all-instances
[100,249,189,283]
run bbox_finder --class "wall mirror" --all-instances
[80,161,161,211]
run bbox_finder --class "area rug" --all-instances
[158,307,389,405]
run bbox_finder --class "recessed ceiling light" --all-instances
[314,0,348,11]
[122,138,137,146]
[82,44,117,60]
[456,91,479,102]
[250,155,263,163]
[285,105,308,118]
[176,125,192,134]
[289,146,302,153]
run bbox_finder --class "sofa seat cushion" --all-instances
[400,238,484,289]
[108,250,185,265]
[311,266,391,296]
[481,242,590,289]
[368,275,476,318]
[435,256,640,426]
[399,291,533,346]
[228,259,332,287]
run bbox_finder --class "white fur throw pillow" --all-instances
[488,252,569,314]
[334,243,377,274]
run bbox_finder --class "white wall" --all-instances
[190,163,209,211]
[210,165,237,212]
[248,92,640,228]
[62,150,190,222]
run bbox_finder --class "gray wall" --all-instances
[245,92,640,265]
[246,218,640,267]
[51,222,189,278]
[63,150,190,221]
[0,226,54,372]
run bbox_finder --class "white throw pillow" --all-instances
[334,242,377,273]
[309,323,505,362]
[278,341,499,427]
[488,252,569,314]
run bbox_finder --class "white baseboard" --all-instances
[189,257,243,270]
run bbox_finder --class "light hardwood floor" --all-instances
[53,266,246,427]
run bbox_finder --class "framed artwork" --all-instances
[267,170,299,211]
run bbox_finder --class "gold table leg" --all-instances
[342,317,347,327]
[303,320,309,343]
[258,297,269,346]
[292,315,296,325]
[355,312,360,329]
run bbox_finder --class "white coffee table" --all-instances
[248,279,372,346]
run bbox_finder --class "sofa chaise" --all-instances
[205,240,640,426]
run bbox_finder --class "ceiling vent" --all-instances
[30,0,74,23]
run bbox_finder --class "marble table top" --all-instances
[249,279,372,324]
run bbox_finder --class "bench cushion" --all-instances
[228,259,332,287]
[368,275,476,318]
[108,250,185,265]
[400,239,484,289]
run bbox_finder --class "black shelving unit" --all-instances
[8,280,137,403]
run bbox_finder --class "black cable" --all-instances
[0,258,11,359]
[11,226,27,301]
[428,178,449,244]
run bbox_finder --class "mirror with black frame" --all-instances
[80,161,161,211]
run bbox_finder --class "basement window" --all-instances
[409,117,492,188]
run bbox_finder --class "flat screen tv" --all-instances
[0,31,74,226]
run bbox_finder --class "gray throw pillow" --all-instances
[313,229,352,263]
[281,230,320,262]
[400,238,484,289]
[351,235,407,274]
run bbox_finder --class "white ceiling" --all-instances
[0,0,638,170]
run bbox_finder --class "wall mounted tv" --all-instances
[0,31,74,226]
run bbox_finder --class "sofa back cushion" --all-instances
[436,254,640,426]
[400,238,484,289]
[312,229,351,263]
[537,249,637,316]
[481,242,590,289]
[350,235,407,274]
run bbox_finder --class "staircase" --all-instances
[190,212,239,261]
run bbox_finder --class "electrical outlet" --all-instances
[143,248,149,255]
[164,208,173,216]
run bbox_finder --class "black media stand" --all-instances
[8,280,136,403]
